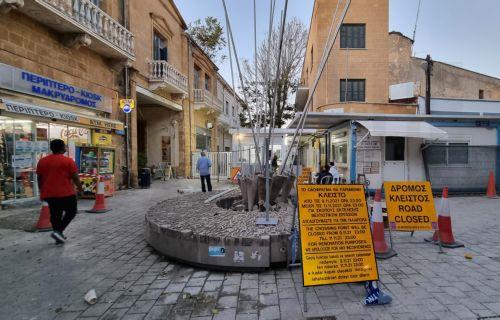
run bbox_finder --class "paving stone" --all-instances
[213,307,237,320]
[124,285,149,296]
[144,305,172,320]
[259,305,280,320]
[148,279,171,290]
[239,288,258,301]
[218,295,238,308]
[79,303,111,317]
[156,292,180,305]
[99,307,128,320]
[111,295,139,309]
[128,300,155,314]
[165,282,186,293]
[54,312,81,320]
[120,314,146,320]
[236,300,259,314]
[259,293,279,306]
[203,280,223,292]
[186,277,206,287]
[138,289,164,301]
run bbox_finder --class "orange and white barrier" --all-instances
[86,176,111,213]
[371,189,397,259]
[35,201,52,231]
[427,187,464,248]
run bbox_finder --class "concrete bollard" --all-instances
[270,175,287,205]
[257,174,266,208]
[280,174,296,203]
[239,177,249,207]
[247,176,258,211]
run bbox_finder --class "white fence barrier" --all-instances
[192,152,232,179]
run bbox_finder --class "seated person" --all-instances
[316,165,333,184]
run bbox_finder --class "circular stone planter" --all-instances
[145,191,294,271]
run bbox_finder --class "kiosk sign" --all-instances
[384,181,438,231]
[297,185,378,286]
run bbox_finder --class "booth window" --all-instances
[385,137,405,161]
[426,142,469,166]
[340,79,365,102]
[340,24,366,49]
[332,142,348,164]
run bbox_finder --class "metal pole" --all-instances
[425,54,433,115]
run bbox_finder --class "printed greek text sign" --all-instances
[384,181,438,231]
[297,184,378,287]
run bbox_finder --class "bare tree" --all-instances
[240,18,307,128]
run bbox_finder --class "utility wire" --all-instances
[411,0,422,57]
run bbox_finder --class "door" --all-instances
[383,136,406,181]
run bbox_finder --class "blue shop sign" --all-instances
[0,63,111,113]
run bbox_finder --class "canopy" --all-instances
[357,120,448,140]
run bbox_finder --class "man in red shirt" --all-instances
[37,139,83,244]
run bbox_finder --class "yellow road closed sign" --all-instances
[297,184,379,287]
[384,181,438,231]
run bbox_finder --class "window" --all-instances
[232,106,235,116]
[385,137,405,161]
[194,66,201,89]
[153,32,168,61]
[332,142,348,164]
[426,142,469,165]
[340,24,365,49]
[479,89,484,99]
[225,101,229,114]
[195,127,211,151]
[340,79,365,102]
[205,74,211,91]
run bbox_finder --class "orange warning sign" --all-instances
[384,181,438,231]
[297,184,379,286]
[297,167,312,184]
[230,167,241,183]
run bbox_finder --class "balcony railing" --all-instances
[149,60,188,94]
[193,89,222,112]
[20,0,134,59]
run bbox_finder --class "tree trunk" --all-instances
[270,174,287,205]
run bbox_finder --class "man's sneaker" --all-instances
[50,232,65,244]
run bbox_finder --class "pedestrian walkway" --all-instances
[1,182,500,320]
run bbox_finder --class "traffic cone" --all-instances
[425,187,464,248]
[486,171,497,198]
[86,176,111,213]
[35,201,52,232]
[371,189,397,259]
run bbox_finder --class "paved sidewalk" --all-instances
[1,182,500,320]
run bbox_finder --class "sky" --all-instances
[174,0,500,85]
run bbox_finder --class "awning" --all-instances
[0,99,124,131]
[357,120,448,140]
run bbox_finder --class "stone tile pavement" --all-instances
[1,181,500,320]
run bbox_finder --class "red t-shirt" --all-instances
[36,154,78,199]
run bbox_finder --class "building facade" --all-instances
[0,0,130,204]
[0,0,242,204]
[292,0,500,193]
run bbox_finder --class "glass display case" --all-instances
[79,147,99,175]
[77,146,115,198]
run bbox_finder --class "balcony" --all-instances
[149,60,188,95]
[193,89,223,113]
[295,79,309,111]
[19,0,134,60]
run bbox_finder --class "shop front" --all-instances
[0,63,123,205]
[289,112,500,193]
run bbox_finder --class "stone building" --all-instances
[295,0,416,115]
[290,0,500,192]
[0,0,243,204]
[389,31,500,103]
[0,0,130,204]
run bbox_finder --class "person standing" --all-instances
[271,154,279,173]
[196,151,212,192]
[36,139,83,244]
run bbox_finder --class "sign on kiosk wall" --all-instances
[297,184,379,286]
[384,181,438,231]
